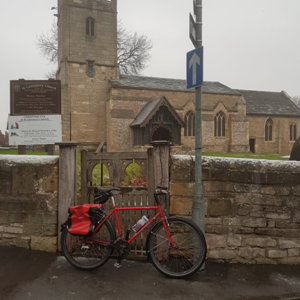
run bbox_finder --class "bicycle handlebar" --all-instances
[155,186,168,195]
[94,186,168,205]
[153,186,168,207]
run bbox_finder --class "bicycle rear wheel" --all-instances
[148,217,206,278]
[61,220,115,270]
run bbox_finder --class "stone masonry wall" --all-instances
[108,87,249,153]
[170,155,300,264]
[248,115,300,155]
[58,0,117,142]
[0,155,59,252]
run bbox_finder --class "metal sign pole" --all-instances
[192,0,204,232]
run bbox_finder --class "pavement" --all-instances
[1,246,300,300]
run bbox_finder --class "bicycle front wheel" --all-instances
[148,217,207,278]
[61,220,115,270]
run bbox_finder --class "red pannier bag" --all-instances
[67,204,103,235]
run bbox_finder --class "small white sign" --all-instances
[8,115,62,146]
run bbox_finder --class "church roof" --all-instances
[112,75,300,117]
[112,75,241,96]
[130,96,184,127]
[238,90,300,117]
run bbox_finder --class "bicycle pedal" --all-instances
[114,262,122,269]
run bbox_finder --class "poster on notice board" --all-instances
[8,115,62,146]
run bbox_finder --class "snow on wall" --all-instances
[170,154,300,265]
[172,154,300,172]
[0,155,59,166]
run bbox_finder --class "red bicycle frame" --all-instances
[94,194,176,247]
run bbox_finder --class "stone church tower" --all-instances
[57,0,117,142]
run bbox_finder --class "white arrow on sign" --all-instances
[188,52,201,85]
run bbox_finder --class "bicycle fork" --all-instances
[161,216,177,248]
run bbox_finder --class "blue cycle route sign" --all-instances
[186,47,203,89]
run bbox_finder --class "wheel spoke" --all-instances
[148,217,206,278]
[61,220,115,270]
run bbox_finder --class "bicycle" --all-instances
[61,186,207,279]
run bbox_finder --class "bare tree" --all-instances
[37,22,58,78]
[117,25,152,74]
[37,22,152,76]
[37,22,58,63]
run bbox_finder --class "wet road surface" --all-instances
[1,246,300,300]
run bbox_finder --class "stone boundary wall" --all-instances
[0,155,59,252]
[170,155,300,264]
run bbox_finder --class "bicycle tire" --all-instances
[61,219,115,270]
[148,217,207,278]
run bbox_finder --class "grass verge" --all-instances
[203,152,288,160]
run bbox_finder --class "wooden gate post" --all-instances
[80,149,88,204]
[148,141,170,206]
[57,142,77,250]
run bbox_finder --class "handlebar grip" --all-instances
[156,186,168,190]
[156,190,168,195]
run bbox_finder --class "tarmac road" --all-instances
[1,246,300,300]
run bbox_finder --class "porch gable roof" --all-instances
[130,96,184,128]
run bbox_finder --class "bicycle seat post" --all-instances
[111,195,116,207]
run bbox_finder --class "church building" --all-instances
[57,0,300,155]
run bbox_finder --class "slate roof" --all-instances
[130,96,184,127]
[238,90,300,117]
[130,98,161,127]
[111,75,300,118]
[112,75,241,96]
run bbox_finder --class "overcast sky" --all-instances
[1,0,300,132]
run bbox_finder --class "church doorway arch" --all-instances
[152,126,171,142]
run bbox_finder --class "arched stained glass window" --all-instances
[214,111,225,137]
[265,118,273,141]
[290,124,297,141]
[184,111,195,136]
